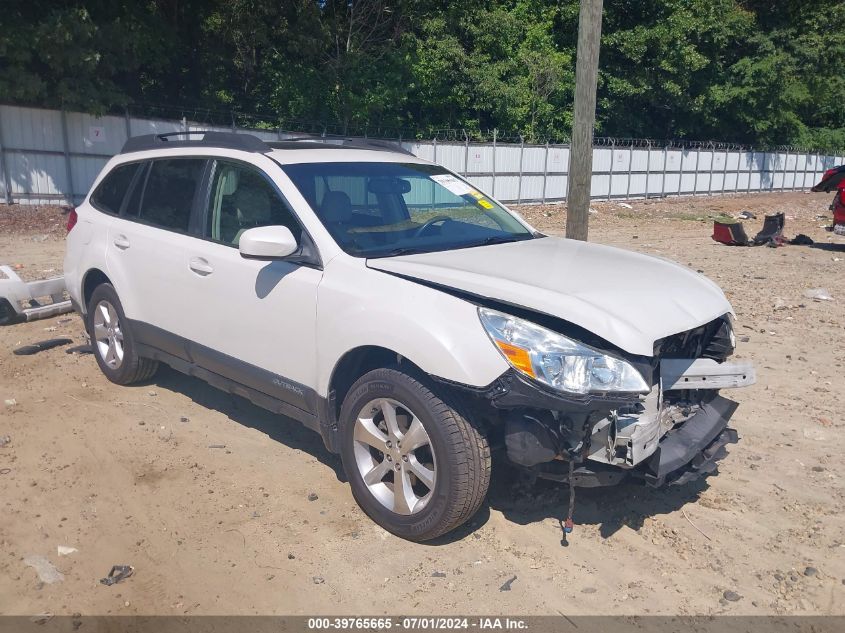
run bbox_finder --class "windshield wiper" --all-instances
[461,234,533,249]
[368,246,434,258]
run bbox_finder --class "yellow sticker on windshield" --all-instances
[469,190,484,199]
[477,199,494,209]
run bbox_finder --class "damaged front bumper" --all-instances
[446,357,754,489]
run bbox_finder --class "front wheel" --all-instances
[339,368,490,541]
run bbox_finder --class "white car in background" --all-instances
[64,132,755,541]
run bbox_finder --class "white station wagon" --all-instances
[64,132,755,541]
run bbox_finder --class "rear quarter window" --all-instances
[90,163,140,214]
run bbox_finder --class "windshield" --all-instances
[281,162,535,257]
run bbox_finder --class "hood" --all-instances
[366,236,732,357]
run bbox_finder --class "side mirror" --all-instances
[238,226,298,259]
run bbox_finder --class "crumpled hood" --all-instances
[366,236,732,357]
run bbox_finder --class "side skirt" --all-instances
[131,320,328,441]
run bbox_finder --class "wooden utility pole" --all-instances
[566,0,604,241]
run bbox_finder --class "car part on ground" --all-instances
[0,265,72,325]
[13,338,74,356]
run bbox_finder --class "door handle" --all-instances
[189,257,214,276]
[113,235,130,250]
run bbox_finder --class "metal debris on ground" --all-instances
[13,337,74,355]
[499,575,517,591]
[0,435,10,447]
[99,565,134,586]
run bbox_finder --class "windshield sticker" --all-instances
[477,199,494,209]
[431,174,473,196]
[468,190,484,199]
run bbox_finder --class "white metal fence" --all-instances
[1,104,843,207]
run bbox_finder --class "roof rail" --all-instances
[120,131,270,154]
[266,136,413,156]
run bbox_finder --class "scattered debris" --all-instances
[738,210,756,220]
[803,288,833,301]
[13,337,73,356]
[307,492,319,502]
[180,416,190,423]
[712,220,750,245]
[30,614,54,625]
[723,590,742,602]
[99,565,134,586]
[0,435,10,447]
[312,576,325,585]
[581,587,597,594]
[23,555,64,584]
[3,399,15,407]
[789,234,814,245]
[682,508,712,541]
[0,468,10,475]
[208,444,226,449]
[618,202,633,209]
[804,566,818,577]
[431,571,447,578]
[57,546,78,557]
[499,575,517,592]
[287,552,295,560]
[65,344,92,355]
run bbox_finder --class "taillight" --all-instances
[66,208,78,233]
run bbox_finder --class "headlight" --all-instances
[478,307,650,395]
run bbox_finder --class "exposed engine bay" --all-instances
[448,314,756,489]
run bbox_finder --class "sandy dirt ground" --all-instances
[0,192,843,617]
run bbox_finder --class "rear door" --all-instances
[105,157,209,360]
[180,157,323,415]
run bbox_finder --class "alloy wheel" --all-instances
[352,398,437,515]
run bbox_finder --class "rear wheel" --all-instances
[339,368,490,541]
[86,284,158,385]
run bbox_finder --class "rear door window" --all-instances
[90,163,140,214]
[136,159,206,232]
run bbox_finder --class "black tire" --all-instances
[339,368,491,541]
[86,283,158,385]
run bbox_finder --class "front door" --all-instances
[182,158,323,416]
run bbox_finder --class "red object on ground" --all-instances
[834,185,845,228]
